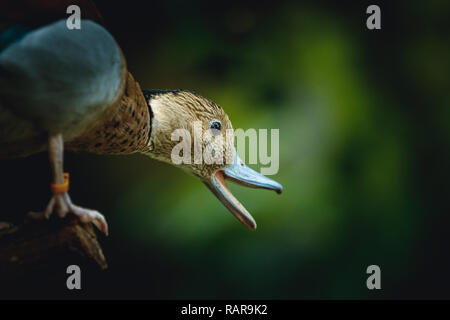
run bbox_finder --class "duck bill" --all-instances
[203,151,283,230]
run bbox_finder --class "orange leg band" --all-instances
[50,173,70,194]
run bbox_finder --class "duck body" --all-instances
[0,4,282,233]
[0,19,128,158]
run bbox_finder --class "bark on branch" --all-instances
[0,216,107,284]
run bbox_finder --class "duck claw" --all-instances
[28,193,108,235]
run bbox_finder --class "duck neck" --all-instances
[66,72,152,155]
[140,90,184,164]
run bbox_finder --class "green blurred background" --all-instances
[1,0,450,299]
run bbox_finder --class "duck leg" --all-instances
[28,134,108,235]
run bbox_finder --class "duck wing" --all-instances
[0,18,126,157]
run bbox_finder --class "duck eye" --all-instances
[209,120,221,131]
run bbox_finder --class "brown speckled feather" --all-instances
[66,72,151,155]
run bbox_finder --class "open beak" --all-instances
[203,149,283,230]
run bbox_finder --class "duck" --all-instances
[0,1,282,235]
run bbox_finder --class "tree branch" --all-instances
[0,216,107,284]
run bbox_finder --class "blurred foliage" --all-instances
[88,0,450,298]
[2,0,450,298]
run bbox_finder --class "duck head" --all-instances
[142,89,282,230]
